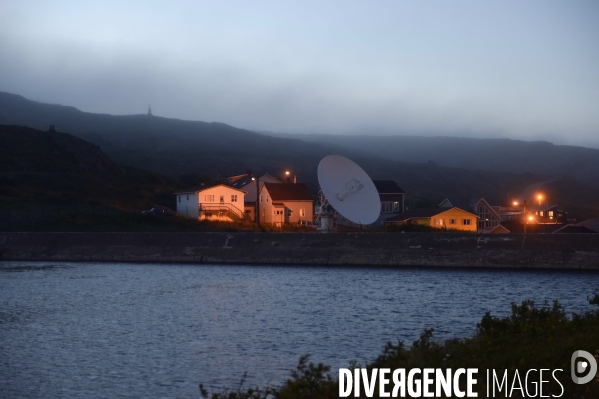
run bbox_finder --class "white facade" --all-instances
[175,185,247,221]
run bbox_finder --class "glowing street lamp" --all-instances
[513,201,519,206]
[537,194,543,206]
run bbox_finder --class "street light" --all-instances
[537,194,543,206]
[513,201,519,206]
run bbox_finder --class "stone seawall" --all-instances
[0,232,598,269]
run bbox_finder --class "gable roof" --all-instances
[439,197,501,219]
[490,224,511,234]
[373,180,405,194]
[227,173,282,189]
[262,182,313,201]
[384,207,478,222]
[174,184,247,195]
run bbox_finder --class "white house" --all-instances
[175,184,247,221]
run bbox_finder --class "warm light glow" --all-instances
[285,171,290,175]
[529,216,533,221]
[513,201,519,206]
[251,177,255,181]
[537,194,542,200]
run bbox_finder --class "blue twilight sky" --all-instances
[1,1,598,146]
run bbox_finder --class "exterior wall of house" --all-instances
[176,193,199,219]
[198,185,245,221]
[242,175,281,202]
[432,209,478,232]
[376,193,405,226]
[258,187,314,225]
[474,201,501,233]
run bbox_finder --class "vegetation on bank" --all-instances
[200,294,599,398]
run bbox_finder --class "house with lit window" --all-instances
[258,182,314,225]
[438,198,507,233]
[383,207,478,232]
[373,180,405,222]
[175,184,248,221]
[220,173,282,221]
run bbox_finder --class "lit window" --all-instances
[300,209,305,217]
[549,211,554,217]
[435,219,444,226]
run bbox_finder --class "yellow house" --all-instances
[384,207,478,232]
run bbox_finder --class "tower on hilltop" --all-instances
[147,105,153,116]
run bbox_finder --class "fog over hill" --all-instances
[264,132,599,187]
[1,91,598,218]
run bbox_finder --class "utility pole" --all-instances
[523,200,527,234]
[256,175,260,227]
[249,170,260,227]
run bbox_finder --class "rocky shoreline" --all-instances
[1,232,598,269]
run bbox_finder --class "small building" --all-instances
[439,198,503,233]
[220,173,282,221]
[553,218,599,234]
[175,184,247,221]
[499,204,568,224]
[259,183,314,225]
[384,207,478,232]
[373,180,405,222]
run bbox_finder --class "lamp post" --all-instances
[248,171,260,227]
[537,194,543,207]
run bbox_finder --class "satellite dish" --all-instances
[317,155,380,226]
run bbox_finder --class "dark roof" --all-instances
[373,180,405,194]
[263,183,313,201]
[440,197,503,209]
[576,218,599,233]
[553,225,597,234]
[384,208,445,222]
[225,173,282,189]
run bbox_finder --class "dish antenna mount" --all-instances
[316,155,380,232]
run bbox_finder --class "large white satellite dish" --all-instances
[317,155,380,229]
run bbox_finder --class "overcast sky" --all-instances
[1,1,598,147]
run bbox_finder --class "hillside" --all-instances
[1,92,598,220]
[266,133,599,187]
[0,125,209,231]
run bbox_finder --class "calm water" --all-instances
[1,261,598,398]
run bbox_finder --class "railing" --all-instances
[200,203,247,220]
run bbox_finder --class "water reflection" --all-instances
[1,261,598,398]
